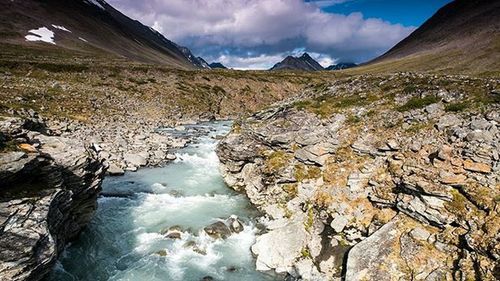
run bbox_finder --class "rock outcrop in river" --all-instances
[217,73,500,280]
[0,115,106,281]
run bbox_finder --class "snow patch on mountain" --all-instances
[85,0,105,10]
[52,25,71,32]
[25,27,55,44]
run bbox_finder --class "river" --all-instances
[49,121,277,281]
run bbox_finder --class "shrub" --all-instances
[444,102,468,112]
[397,95,440,112]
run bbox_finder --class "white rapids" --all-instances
[49,121,278,281]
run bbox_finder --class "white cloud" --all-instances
[215,53,285,70]
[107,0,415,67]
[307,0,354,8]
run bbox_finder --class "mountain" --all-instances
[209,62,227,69]
[0,0,201,68]
[270,53,324,71]
[366,0,500,75]
[326,62,357,70]
[197,57,211,69]
[177,46,211,68]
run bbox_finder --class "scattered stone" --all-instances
[463,159,492,174]
[17,143,37,153]
[330,214,349,233]
[439,171,467,185]
[183,241,207,255]
[156,249,168,257]
[124,152,148,167]
[107,163,125,176]
[436,114,462,131]
[437,145,453,161]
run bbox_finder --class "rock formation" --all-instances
[217,73,499,280]
[0,115,106,281]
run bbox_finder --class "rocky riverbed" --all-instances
[217,73,499,280]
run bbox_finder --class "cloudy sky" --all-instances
[107,0,452,69]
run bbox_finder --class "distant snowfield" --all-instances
[25,27,55,44]
[52,25,71,32]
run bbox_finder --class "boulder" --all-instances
[124,152,148,167]
[227,215,244,233]
[204,221,231,239]
[107,163,124,176]
[251,218,308,273]
[345,215,454,281]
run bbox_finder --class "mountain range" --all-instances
[1,0,498,75]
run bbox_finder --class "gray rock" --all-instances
[0,117,105,281]
[295,142,337,166]
[330,214,349,233]
[425,103,444,115]
[204,221,231,239]
[345,215,450,281]
[166,154,177,161]
[227,215,244,233]
[436,114,462,131]
[470,119,491,130]
[124,152,148,167]
[251,218,308,273]
[107,163,124,176]
[465,130,493,142]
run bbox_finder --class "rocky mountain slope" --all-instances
[209,62,228,69]
[362,0,500,76]
[178,46,211,69]
[0,0,199,68]
[326,63,357,71]
[0,113,106,280]
[217,73,499,280]
[270,53,324,71]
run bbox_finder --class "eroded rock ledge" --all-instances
[0,115,106,281]
[217,74,499,280]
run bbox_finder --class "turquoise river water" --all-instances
[49,121,278,281]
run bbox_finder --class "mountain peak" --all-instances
[209,62,227,69]
[270,53,323,71]
[300,53,312,59]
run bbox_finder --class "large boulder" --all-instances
[204,221,231,239]
[345,215,455,281]
[251,218,308,273]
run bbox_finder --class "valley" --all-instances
[0,0,499,281]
